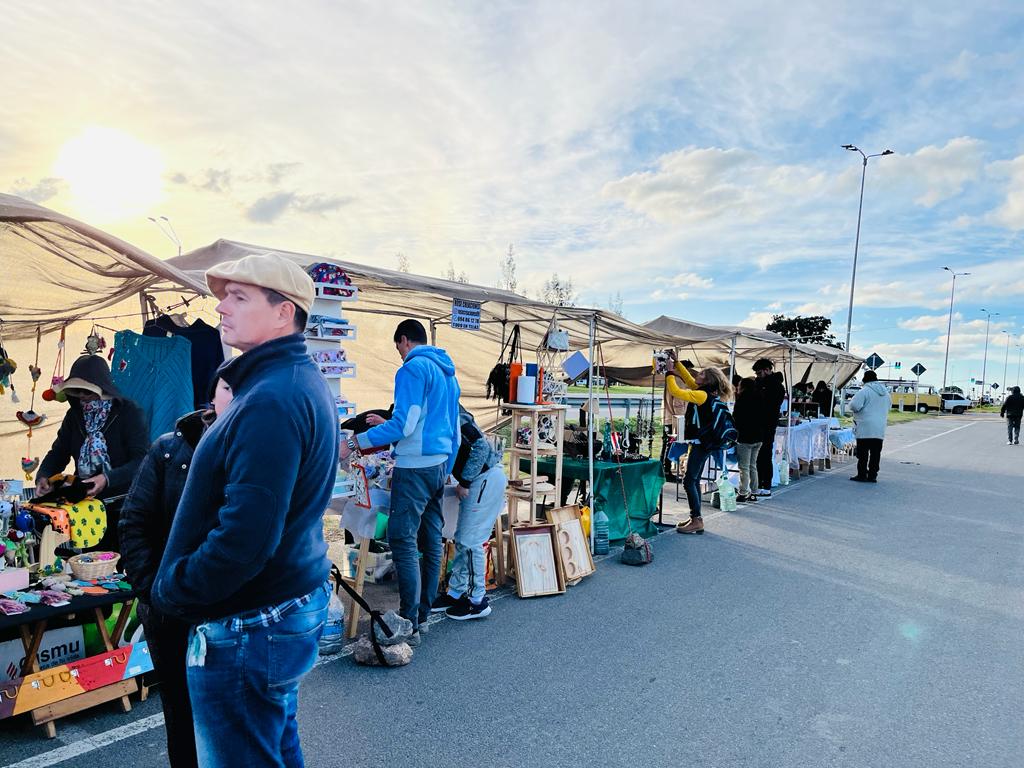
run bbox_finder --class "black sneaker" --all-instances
[431,593,461,613]
[446,596,492,621]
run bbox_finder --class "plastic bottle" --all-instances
[594,509,610,555]
[318,590,346,655]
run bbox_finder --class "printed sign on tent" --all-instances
[451,298,481,330]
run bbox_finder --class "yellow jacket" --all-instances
[665,362,708,406]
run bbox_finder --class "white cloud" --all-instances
[899,313,959,331]
[986,154,1024,229]
[876,137,985,207]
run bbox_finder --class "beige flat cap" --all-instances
[205,253,315,315]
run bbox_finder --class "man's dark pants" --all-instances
[856,438,883,480]
[756,426,776,490]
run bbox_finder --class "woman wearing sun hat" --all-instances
[35,353,148,500]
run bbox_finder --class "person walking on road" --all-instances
[341,319,460,643]
[152,253,337,768]
[732,377,763,503]
[752,358,786,498]
[1000,386,1023,445]
[849,370,892,483]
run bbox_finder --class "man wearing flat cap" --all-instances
[153,253,337,768]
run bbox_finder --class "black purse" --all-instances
[486,324,521,402]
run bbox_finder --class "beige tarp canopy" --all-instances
[167,239,698,429]
[604,315,863,389]
[0,194,206,339]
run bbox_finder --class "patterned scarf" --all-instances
[78,399,113,479]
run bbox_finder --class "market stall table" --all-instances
[524,457,662,542]
[773,418,833,479]
[0,588,151,738]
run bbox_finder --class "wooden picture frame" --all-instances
[510,524,564,598]
[546,506,595,584]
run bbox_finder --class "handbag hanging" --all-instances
[486,324,522,401]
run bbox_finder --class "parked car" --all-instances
[939,392,972,414]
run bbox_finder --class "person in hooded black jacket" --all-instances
[117,379,233,768]
[35,354,148,552]
[752,358,786,497]
[35,354,148,499]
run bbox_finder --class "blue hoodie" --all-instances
[357,345,461,472]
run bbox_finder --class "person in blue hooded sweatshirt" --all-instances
[342,319,460,644]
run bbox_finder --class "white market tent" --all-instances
[0,194,206,339]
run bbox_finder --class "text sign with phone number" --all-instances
[451,298,482,330]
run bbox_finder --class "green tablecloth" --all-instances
[522,457,662,542]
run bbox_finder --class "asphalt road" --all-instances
[3,414,1022,767]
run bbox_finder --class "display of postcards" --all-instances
[307,314,354,338]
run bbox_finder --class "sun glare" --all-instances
[54,126,164,222]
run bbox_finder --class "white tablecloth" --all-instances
[774,419,832,464]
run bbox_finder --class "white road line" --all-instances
[888,422,974,454]
[3,714,167,768]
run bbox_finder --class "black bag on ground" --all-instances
[621,532,653,566]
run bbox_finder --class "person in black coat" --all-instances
[811,380,834,418]
[35,354,148,499]
[732,377,764,502]
[1000,386,1023,445]
[752,358,786,497]
[35,354,148,553]
[117,379,232,768]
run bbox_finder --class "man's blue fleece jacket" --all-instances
[151,333,338,622]
[357,345,461,472]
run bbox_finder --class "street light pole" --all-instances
[980,308,999,399]
[841,145,894,355]
[1001,330,1011,399]
[941,267,969,390]
[1016,343,1023,387]
[147,215,183,257]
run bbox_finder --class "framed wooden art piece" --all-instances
[510,524,565,598]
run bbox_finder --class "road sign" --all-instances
[865,352,884,370]
[911,363,926,376]
[894,361,902,370]
[992,383,1000,390]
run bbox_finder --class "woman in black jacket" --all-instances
[811,380,834,418]
[118,378,232,768]
[35,354,148,499]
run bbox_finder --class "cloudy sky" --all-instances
[4,1,1024,392]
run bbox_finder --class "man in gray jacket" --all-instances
[849,370,892,483]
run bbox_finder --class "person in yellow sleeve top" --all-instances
[665,355,734,534]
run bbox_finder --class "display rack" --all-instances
[494,404,566,587]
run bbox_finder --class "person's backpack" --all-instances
[693,395,738,450]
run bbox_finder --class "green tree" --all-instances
[539,272,576,306]
[499,243,518,292]
[765,314,842,348]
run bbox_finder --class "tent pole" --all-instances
[587,313,596,552]
[139,291,150,325]
[786,347,794,477]
[728,337,737,391]
[430,319,437,346]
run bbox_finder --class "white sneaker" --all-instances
[755,489,771,497]
[1009,440,1014,446]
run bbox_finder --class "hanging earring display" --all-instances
[41,325,67,402]
[20,326,44,481]
[84,326,107,355]
[0,322,18,402]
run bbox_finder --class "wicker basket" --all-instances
[68,552,120,580]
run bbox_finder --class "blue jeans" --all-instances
[682,442,714,517]
[448,466,507,603]
[388,463,446,629]
[186,584,330,768]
